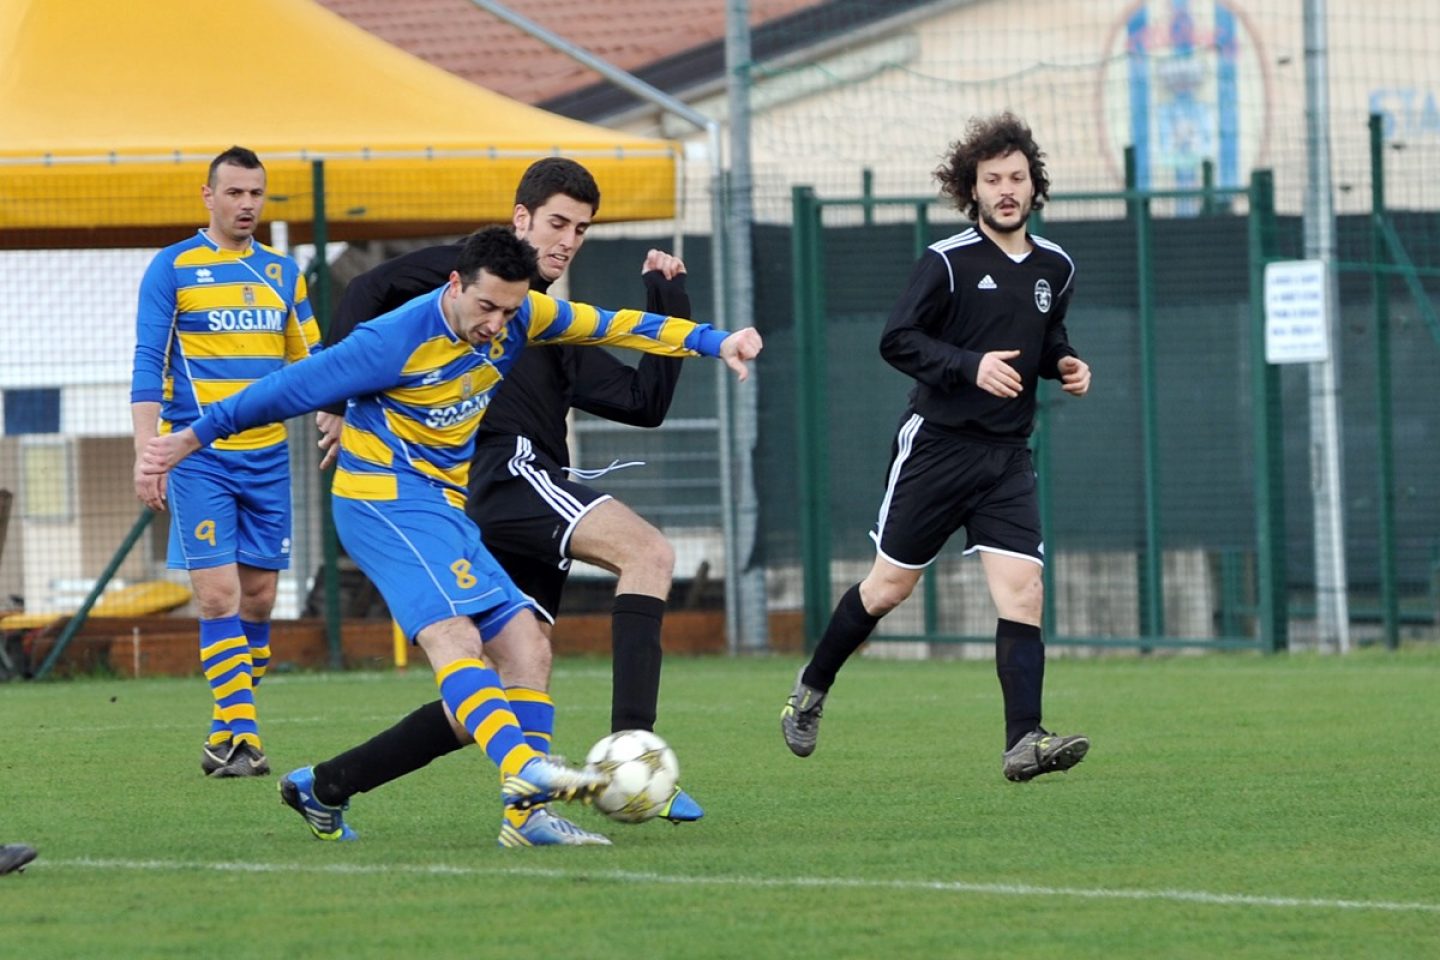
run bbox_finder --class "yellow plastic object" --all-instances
[0,580,192,631]
[0,611,62,631]
[392,620,409,669]
[90,581,192,617]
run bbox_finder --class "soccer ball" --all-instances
[584,729,680,823]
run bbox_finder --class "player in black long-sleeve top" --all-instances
[781,114,1095,783]
[295,159,703,846]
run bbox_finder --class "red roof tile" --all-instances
[314,0,824,106]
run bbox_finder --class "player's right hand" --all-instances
[133,458,167,511]
[976,349,1023,398]
[316,411,344,470]
[140,431,201,477]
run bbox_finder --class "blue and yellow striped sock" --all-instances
[435,659,539,780]
[206,703,229,748]
[506,687,555,755]
[201,617,240,748]
[241,619,271,687]
[199,616,260,751]
[503,687,555,828]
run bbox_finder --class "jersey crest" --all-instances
[1034,278,1052,313]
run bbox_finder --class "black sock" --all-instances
[312,699,462,806]
[995,619,1045,750]
[611,593,666,732]
[803,583,881,692]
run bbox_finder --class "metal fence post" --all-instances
[1248,170,1288,652]
[1126,147,1164,641]
[310,159,342,670]
[1368,113,1399,650]
[1028,207,1058,641]
[792,186,830,651]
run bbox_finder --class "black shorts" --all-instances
[870,412,1044,568]
[467,437,613,618]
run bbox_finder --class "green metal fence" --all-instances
[7,125,1438,672]
[1359,114,1440,648]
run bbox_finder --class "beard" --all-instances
[979,202,1030,235]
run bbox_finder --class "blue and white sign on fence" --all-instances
[1264,259,1330,364]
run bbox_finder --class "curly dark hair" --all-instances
[456,226,538,285]
[934,113,1050,221]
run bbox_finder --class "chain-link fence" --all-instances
[3,0,1437,666]
[0,157,686,666]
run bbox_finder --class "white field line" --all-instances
[38,857,1440,915]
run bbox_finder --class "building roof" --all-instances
[312,0,826,108]
[541,0,953,123]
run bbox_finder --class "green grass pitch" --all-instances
[2,648,1438,958]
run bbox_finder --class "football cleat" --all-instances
[780,669,827,758]
[279,767,357,841]
[210,741,270,778]
[1002,728,1091,782]
[498,807,611,848]
[200,740,233,776]
[657,786,704,823]
[501,756,608,809]
[0,844,37,876]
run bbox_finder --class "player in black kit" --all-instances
[283,158,702,847]
[781,114,1093,782]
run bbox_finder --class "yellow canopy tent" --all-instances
[0,0,678,247]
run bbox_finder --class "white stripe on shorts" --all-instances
[506,437,585,520]
[504,436,611,566]
[872,412,924,553]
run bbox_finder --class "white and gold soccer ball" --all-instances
[584,729,680,823]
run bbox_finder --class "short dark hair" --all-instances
[514,157,601,215]
[208,146,264,187]
[934,113,1050,221]
[456,226,539,285]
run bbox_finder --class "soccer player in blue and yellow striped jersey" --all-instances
[130,146,321,779]
[140,227,761,838]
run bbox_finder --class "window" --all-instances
[3,387,61,435]
[20,438,72,521]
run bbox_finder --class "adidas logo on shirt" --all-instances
[977,274,997,290]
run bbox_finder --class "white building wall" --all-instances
[607,0,1439,225]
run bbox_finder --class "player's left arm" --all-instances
[571,254,690,426]
[283,267,323,362]
[1039,277,1089,396]
[522,291,760,381]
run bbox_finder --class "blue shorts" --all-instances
[167,444,292,571]
[333,480,540,643]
